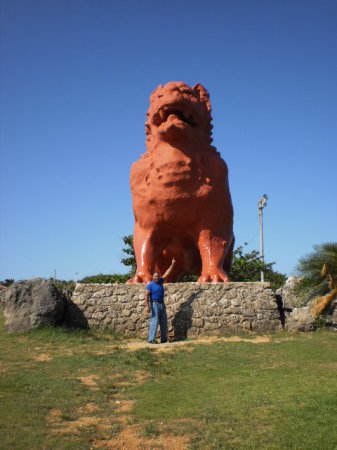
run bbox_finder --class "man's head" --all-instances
[153,272,160,283]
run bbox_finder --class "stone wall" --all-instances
[65,282,283,338]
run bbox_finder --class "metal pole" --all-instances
[258,194,268,283]
[259,206,264,282]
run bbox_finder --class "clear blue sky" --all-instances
[1,0,336,281]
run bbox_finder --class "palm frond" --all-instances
[295,242,337,306]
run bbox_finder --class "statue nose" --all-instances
[166,85,181,96]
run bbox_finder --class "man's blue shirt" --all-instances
[146,278,164,302]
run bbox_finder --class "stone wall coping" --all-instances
[75,282,272,287]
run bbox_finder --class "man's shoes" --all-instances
[148,340,158,344]
[161,340,168,344]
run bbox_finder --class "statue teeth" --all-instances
[159,109,166,121]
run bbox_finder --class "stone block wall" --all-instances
[65,282,283,338]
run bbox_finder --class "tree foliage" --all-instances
[229,244,286,290]
[295,242,337,307]
[0,279,14,287]
[120,235,136,276]
[52,279,76,294]
[79,274,129,284]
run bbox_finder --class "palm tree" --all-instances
[295,242,337,318]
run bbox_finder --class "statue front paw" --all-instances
[126,273,152,284]
[198,270,230,284]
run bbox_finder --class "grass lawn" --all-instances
[0,306,336,449]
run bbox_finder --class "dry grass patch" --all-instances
[46,408,62,423]
[94,426,189,450]
[76,402,100,414]
[118,334,273,354]
[117,399,135,413]
[52,415,100,435]
[78,375,100,390]
[35,353,53,362]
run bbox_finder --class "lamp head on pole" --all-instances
[258,194,268,209]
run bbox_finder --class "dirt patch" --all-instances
[134,370,150,382]
[78,375,99,390]
[120,340,193,353]
[46,363,191,448]
[47,408,62,423]
[93,423,141,449]
[93,421,189,449]
[76,402,100,414]
[186,335,271,345]
[35,354,52,362]
[114,380,134,387]
[93,395,190,449]
[117,400,135,413]
[85,335,275,358]
[119,335,272,352]
[54,416,100,434]
[48,402,190,449]
[220,335,271,344]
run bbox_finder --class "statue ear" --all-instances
[192,83,211,112]
[151,84,163,98]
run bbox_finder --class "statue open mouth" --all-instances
[152,104,197,128]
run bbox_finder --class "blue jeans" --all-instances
[148,302,167,342]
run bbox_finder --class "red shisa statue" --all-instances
[128,82,234,283]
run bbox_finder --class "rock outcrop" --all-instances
[286,307,315,333]
[2,278,66,332]
[324,300,337,329]
[277,276,302,310]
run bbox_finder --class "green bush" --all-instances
[79,273,129,284]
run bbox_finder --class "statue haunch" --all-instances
[128,81,234,283]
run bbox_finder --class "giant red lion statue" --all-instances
[128,81,234,283]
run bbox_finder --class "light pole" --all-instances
[258,194,268,282]
[75,272,78,283]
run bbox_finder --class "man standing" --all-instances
[146,258,176,344]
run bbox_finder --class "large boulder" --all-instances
[277,276,302,310]
[325,300,337,329]
[286,307,315,332]
[1,278,66,332]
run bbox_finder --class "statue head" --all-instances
[145,81,213,146]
